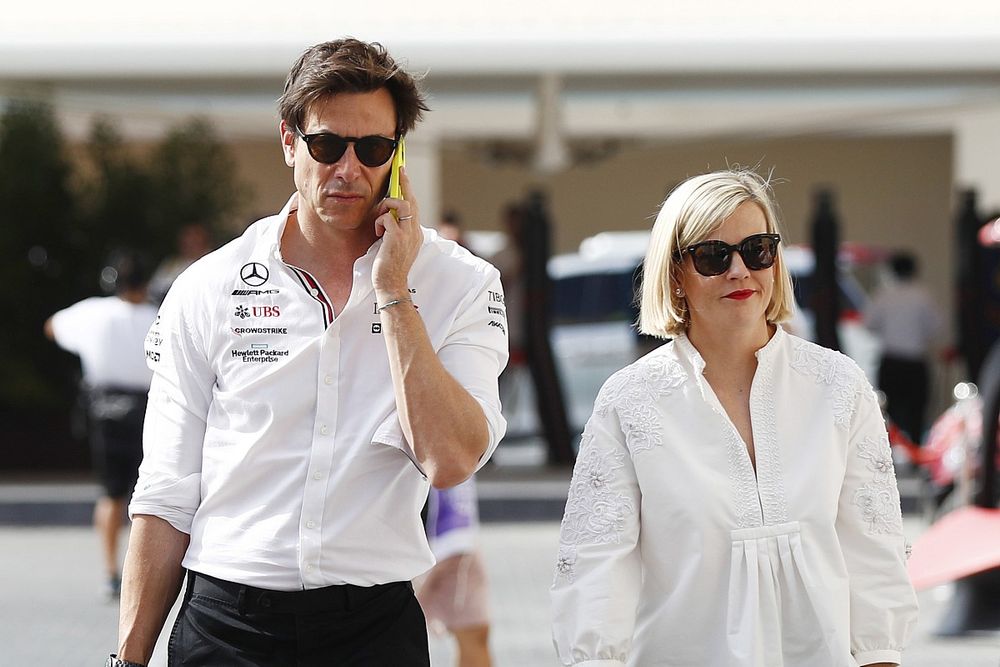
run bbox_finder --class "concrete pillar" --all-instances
[954,105,1000,212]
[401,132,442,228]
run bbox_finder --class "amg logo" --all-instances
[232,289,280,296]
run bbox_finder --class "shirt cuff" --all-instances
[127,504,194,534]
[853,648,901,665]
[472,398,506,473]
[372,413,428,477]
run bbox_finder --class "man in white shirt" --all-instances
[865,251,944,442]
[45,250,157,601]
[111,39,508,667]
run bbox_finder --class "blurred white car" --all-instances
[782,243,884,381]
[499,232,886,441]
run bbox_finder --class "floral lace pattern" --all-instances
[554,430,635,582]
[789,340,864,430]
[852,434,903,534]
[724,423,764,528]
[555,545,578,582]
[554,355,683,582]
[751,347,789,525]
[594,356,686,455]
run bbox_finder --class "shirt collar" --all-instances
[673,323,786,376]
[256,192,298,263]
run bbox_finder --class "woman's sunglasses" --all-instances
[675,233,781,277]
[295,128,399,168]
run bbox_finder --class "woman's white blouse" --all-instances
[551,327,918,667]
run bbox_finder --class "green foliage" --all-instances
[147,116,245,252]
[0,101,246,417]
[77,117,155,258]
[0,101,84,409]
[78,115,244,265]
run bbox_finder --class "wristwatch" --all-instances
[106,654,146,667]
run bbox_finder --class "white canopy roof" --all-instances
[2,1,1000,141]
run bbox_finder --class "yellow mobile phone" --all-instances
[387,136,406,202]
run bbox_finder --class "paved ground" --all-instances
[1,518,998,666]
[1,446,997,665]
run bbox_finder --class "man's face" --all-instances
[280,89,397,234]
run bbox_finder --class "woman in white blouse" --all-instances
[551,169,918,667]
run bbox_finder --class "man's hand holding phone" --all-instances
[373,140,421,299]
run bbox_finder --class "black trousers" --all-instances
[878,355,930,443]
[168,571,430,666]
[86,386,147,498]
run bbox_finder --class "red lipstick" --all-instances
[724,289,755,300]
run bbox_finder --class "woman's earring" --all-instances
[674,288,684,297]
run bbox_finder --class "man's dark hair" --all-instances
[102,248,151,294]
[278,38,429,136]
[890,251,917,280]
[441,210,462,227]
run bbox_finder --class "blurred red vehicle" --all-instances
[890,385,1000,518]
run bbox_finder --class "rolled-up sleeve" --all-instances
[837,373,919,665]
[129,272,215,533]
[436,265,509,470]
[551,379,642,667]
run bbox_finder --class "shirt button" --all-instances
[324,375,333,385]
[310,288,319,297]
[306,520,316,529]
[320,425,329,435]
[313,471,323,480]
[305,564,314,571]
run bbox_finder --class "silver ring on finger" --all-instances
[398,215,414,221]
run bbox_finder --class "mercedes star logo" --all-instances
[240,262,269,287]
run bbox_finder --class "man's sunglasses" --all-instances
[675,233,781,277]
[295,128,399,168]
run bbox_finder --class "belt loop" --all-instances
[236,584,247,615]
[343,584,357,612]
[183,570,194,603]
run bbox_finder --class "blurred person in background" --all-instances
[424,211,495,666]
[148,222,215,304]
[416,477,494,667]
[551,168,917,666]
[865,251,945,443]
[112,38,507,667]
[490,204,526,399]
[437,209,472,252]
[44,249,156,601]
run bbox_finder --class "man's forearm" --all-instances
[117,514,190,664]
[378,297,490,488]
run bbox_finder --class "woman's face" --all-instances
[678,201,775,338]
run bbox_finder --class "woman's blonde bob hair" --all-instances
[639,168,795,338]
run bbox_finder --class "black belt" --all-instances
[187,570,411,614]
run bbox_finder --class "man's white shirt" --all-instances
[864,281,943,359]
[130,195,509,590]
[50,296,157,390]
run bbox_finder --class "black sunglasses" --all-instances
[295,128,398,168]
[675,233,781,277]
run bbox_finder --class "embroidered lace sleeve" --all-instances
[835,363,919,664]
[551,369,643,667]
